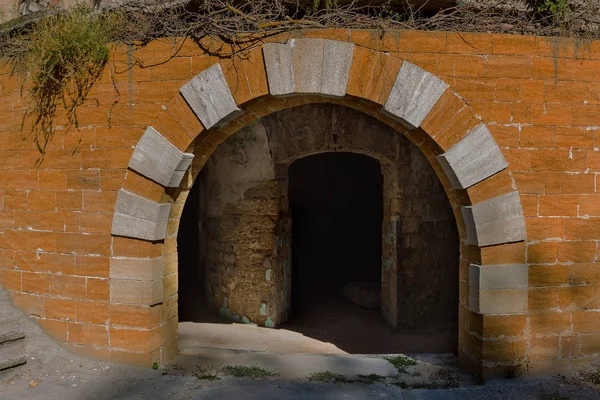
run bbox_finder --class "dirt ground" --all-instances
[2,287,600,400]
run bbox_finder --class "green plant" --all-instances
[222,365,277,379]
[20,4,122,157]
[192,363,222,381]
[536,0,570,23]
[152,362,159,370]
[384,355,417,373]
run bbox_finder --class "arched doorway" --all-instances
[110,38,527,372]
[177,104,459,354]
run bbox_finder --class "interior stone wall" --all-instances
[198,122,284,327]
[396,144,459,327]
[196,103,459,329]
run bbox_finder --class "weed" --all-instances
[20,4,124,157]
[504,352,528,379]
[308,371,349,383]
[152,362,159,370]
[193,363,222,381]
[536,0,570,23]
[384,355,417,373]
[222,365,277,379]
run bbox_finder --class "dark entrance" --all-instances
[177,181,205,322]
[284,152,387,352]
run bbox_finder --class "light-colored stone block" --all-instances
[110,257,164,281]
[293,38,324,94]
[462,191,527,247]
[168,153,194,187]
[469,287,528,314]
[383,61,449,129]
[179,63,242,130]
[111,190,172,241]
[438,124,508,189]
[263,39,354,98]
[263,42,294,96]
[469,264,528,290]
[110,279,164,305]
[129,126,195,188]
[321,39,354,97]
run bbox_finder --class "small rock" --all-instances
[29,380,38,387]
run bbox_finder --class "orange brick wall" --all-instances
[0,30,599,375]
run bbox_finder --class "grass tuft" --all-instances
[384,355,417,373]
[192,363,222,381]
[222,365,278,379]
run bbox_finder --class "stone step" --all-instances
[0,329,26,371]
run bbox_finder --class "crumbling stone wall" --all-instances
[196,103,458,329]
[197,122,284,327]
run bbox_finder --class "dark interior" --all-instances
[287,152,383,317]
[177,181,204,322]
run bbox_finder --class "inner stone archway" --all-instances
[177,103,459,354]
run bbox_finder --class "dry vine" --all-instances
[0,0,597,154]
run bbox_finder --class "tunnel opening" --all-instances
[176,103,459,356]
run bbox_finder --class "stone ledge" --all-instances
[438,124,508,189]
[462,191,527,247]
[383,61,449,129]
[180,63,242,130]
[129,126,195,188]
[111,189,171,241]
[263,38,354,97]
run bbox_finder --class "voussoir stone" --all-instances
[462,191,527,247]
[383,61,449,129]
[438,124,508,189]
[111,189,171,241]
[262,42,295,96]
[263,38,354,97]
[129,126,195,188]
[179,63,242,130]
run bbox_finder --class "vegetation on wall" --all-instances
[0,0,597,154]
[21,5,122,154]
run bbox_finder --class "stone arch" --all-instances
[108,38,528,370]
